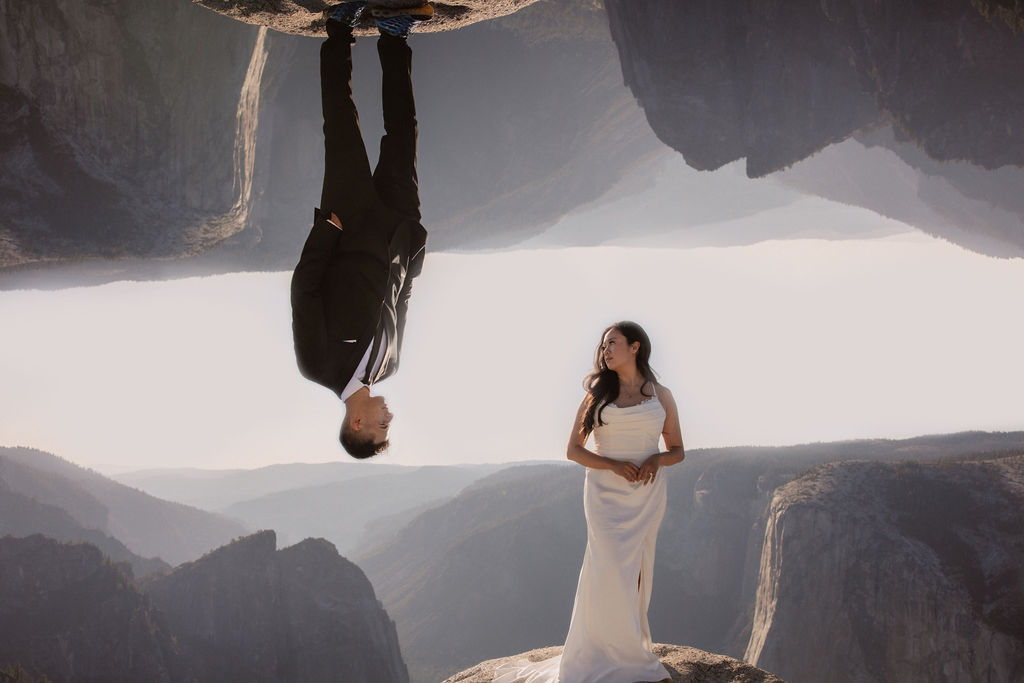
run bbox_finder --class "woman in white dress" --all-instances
[494,321,686,683]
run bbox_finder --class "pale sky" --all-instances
[2,206,1023,472]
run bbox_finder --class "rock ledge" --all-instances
[442,644,786,683]
[192,0,540,37]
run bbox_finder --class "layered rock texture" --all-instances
[604,0,1024,255]
[0,535,186,683]
[357,432,1024,683]
[0,531,409,682]
[0,0,264,269]
[443,644,785,683]
[746,455,1024,683]
[193,0,542,37]
[144,530,409,683]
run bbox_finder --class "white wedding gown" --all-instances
[493,395,671,683]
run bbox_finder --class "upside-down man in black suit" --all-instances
[291,2,432,458]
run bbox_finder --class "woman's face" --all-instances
[601,328,638,371]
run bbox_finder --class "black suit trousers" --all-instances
[319,24,421,229]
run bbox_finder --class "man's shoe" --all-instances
[372,3,433,38]
[323,1,368,28]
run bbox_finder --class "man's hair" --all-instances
[340,421,389,459]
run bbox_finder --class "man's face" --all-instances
[364,394,394,445]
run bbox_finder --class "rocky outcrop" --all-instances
[442,644,785,683]
[0,531,410,683]
[0,535,186,683]
[193,0,542,37]
[746,455,1024,683]
[0,447,249,566]
[144,530,409,683]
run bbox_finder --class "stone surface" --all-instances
[192,0,542,37]
[144,530,409,683]
[0,535,185,683]
[0,531,411,683]
[442,644,785,683]
[746,455,1024,683]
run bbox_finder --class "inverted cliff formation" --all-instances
[605,0,1024,175]
[604,0,1024,254]
[0,0,264,270]
[1,0,661,286]
[746,454,1024,683]
[192,0,542,37]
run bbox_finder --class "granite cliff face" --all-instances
[604,0,1024,255]
[0,535,185,683]
[0,0,263,269]
[0,531,409,683]
[746,455,1024,683]
[144,530,409,683]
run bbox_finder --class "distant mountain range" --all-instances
[113,460,509,556]
[0,447,248,566]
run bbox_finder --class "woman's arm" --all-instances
[567,398,640,482]
[638,385,685,483]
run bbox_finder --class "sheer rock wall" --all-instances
[747,456,1024,683]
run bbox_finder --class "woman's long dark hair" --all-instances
[581,321,659,435]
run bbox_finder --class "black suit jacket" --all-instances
[291,208,426,395]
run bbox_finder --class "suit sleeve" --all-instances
[393,233,426,364]
[290,211,344,382]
